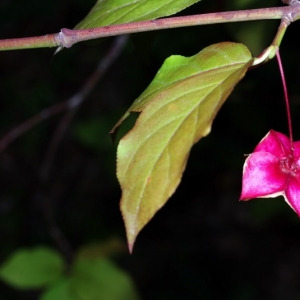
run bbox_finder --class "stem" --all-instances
[251,16,291,66]
[1,5,300,51]
[276,50,294,151]
[271,17,290,48]
[0,34,58,51]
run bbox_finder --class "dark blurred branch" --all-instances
[1,35,128,264]
[0,35,128,154]
[40,34,128,180]
[39,35,128,263]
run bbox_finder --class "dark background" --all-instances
[1,0,300,299]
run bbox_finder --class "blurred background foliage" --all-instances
[1,0,300,299]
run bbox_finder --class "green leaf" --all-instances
[75,0,200,29]
[70,258,140,300]
[0,247,65,289]
[39,279,77,300]
[116,42,253,250]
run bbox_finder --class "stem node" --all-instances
[56,28,75,48]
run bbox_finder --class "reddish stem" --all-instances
[275,50,294,152]
[1,5,300,51]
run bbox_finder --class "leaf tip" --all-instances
[128,242,134,254]
[123,218,138,254]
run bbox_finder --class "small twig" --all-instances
[1,5,300,51]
